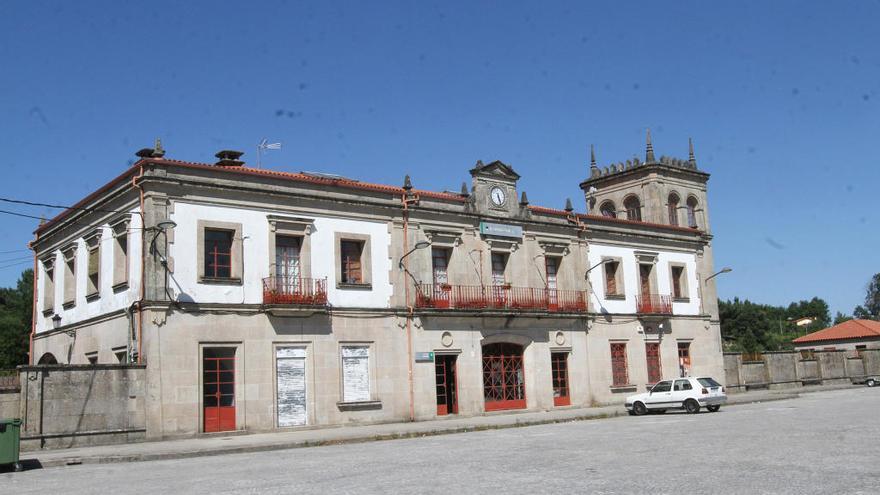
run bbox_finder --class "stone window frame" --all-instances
[197,220,243,285]
[623,194,642,222]
[334,232,372,289]
[267,216,314,281]
[85,230,102,300]
[601,256,625,300]
[686,195,700,229]
[667,192,681,227]
[61,243,77,309]
[41,255,56,316]
[635,251,660,296]
[599,200,617,218]
[669,262,690,302]
[337,341,382,409]
[110,217,130,291]
[489,250,509,286]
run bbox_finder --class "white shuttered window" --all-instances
[276,347,307,427]
[341,346,371,402]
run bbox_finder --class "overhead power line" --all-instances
[0,196,135,215]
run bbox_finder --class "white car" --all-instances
[625,377,727,415]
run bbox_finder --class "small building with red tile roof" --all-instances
[792,319,880,351]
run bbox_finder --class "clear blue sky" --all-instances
[1,1,877,316]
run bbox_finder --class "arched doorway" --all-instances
[37,353,58,365]
[482,343,526,411]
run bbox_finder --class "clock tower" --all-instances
[469,160,522,218]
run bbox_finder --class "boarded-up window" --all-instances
[611,343,629,387]
[341,346,370,402]
[340,241,363,284]
[491,253,506,286]
[645,343,661,384]
[63,247,76,306]
[113,228,128,287]
[276,347,307,427]
[432,248,449,286]
[668,194,680,226]
[671,266,684,298]
[42,260,55,312]
[545,257,559,290]
[87,242,100,297]
[604,261,620,296]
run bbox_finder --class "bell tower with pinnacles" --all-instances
[579,131,712,233]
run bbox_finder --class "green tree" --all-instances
[0,269,33,369]
[833,312,853,325]
[719,296,832,352]
[853,273,880,320]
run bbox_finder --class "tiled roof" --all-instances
[35,156,704,236]
[792,319,880,344]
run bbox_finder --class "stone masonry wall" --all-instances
[17,364,146,451]
[723,350,880,392]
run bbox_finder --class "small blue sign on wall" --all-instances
[479,222,523,239]
[415,352,435,363]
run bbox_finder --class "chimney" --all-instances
[215,150,245,167]
[135,138,166,159]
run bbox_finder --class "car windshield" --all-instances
[697,377,722,388]
[651,381,671,392]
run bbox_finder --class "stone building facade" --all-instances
[29,134,725,439]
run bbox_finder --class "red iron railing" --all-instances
[636,294,673,315]
[262,276,328,305]
[415,284,588,313]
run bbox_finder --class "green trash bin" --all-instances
[0,418,22,472]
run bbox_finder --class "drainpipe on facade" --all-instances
[132,163,146,364]
[400,180,419,423]
[28,241,37,365]
[402,206,415,422]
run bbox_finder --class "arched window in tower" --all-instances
[667,193,680,226]
[599,201,616,218]
[686,196,699,228]
[623,195,642,222]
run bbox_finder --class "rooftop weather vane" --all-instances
[257,138,282,168]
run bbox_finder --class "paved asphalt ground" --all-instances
[3,388,879,494]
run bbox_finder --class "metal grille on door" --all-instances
[482,343,526,411]
[276,347,307,427]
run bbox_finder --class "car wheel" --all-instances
[685,399,701,414]
[867,378,877,387]
[707,405,721,412]
[632,401,647,416]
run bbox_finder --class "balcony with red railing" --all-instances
[262,276,328,306]
[636,294,673,315]
[415,284,588,313]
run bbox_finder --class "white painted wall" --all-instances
[168,202,392,308]
[36,210,143,333]
[587,244,700,316]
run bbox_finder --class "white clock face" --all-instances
[490,186,506,206]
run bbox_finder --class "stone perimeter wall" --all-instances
[11,364,146,451]
[723,349,880,392]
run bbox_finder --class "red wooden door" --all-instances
[482,343,526,411]
[551,352,570,406]
[204,348,236,433]
[435,355,458,415]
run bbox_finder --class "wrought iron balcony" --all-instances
[636,294,673,315]
[262,276,328,306]
[415,284,588,313]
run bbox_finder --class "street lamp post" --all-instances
[398,239,430,424]
[702,267,732,316]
